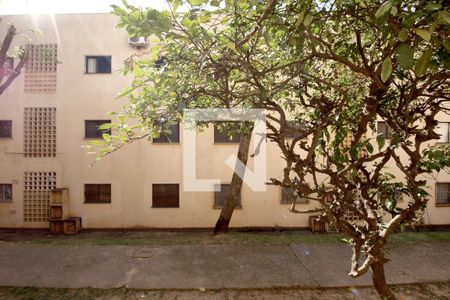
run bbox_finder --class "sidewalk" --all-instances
[0,241,449,289]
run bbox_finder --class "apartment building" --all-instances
[0,13,449,229]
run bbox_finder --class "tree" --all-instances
[107,0,313,233]
[103,1,449,298]
[264,1,450,299]
[0,18,28,95]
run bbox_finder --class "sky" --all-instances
[0,0,168,15]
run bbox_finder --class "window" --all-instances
[281,187,308,204]
[436,122,450,143]
[85,56,112,74]
[84,184,111,204]
[214,184,241,208]
[25,44,57,93]
[285,120,307,139]
[377,121,392,139]
[0,184,12,202]
[153,122,180,144]
[0,120,12,138]
[214,122,241,143]
[152,184,179,208]
[85,120,111,139]
[154,57,166,69]
[24,107,56,157]
[4,57,13,70]
[436,183,450,206]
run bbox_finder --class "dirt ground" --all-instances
[1,282,449,300]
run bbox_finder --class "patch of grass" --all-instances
[388,231,450,243]
[27,231,346,246]
[3,230,450,247]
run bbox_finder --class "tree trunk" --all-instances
[214,124,253,234]
[371,260,396,300]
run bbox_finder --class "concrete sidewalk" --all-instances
[0,241,449,289]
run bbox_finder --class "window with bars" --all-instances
[214,122,241,143]
[25,44,57,93]
[436,122,450,143]
[85,120,111,139]
[24,107,56,157]
[377,121,392,139]
[84,184,111,203]
[152,184,179,208]
[0,120,12,138]
[281,187,308,204]
[436,183,450,206]
[285,120,307,139]
[23,172,56,222]
[214,184,241,208]
[0,184,12,202]
[3,57,13,70]
[85,56,112,74]
[153,122,180,144]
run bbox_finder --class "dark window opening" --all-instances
[0,120,12,138]
[152,184,179,208]
[437,122,450,143]
[0,184,12,202]
[85,120,111,139]
[285,120,307,139]
[153,122,180,144]
[214,122,241,143]
[436,183,450,206]
[3,57,14,70]
[85,56,112,74]
[84,184,111,203]
[281,187,308,204]
[214,184,241,208]
[377,121,392,139]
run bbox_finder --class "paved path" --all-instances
[0,241,449,289]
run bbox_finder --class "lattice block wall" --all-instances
[23,172,56,222]
[25,44,57,93]
[24,107,56,157]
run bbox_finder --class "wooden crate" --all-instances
[50,188,69,219]
[50,220,63,235]
[63,217,81,235]
[49,205,63,219]
[309,215,326,233]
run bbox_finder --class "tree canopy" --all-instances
[103,1,449,299]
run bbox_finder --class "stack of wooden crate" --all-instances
[49,188,81,235]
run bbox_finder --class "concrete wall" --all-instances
[0,13,449,229]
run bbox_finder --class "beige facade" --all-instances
[0,13,449,229]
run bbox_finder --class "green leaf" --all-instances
[210,0,220,7]
[415,48,432,77]
[117,86,133,98]
[415,29,431,41]
[438,11,450,25]
[377,134,386,149]
[188,0,207,6]
[375,1,393,19]
[396,43,414,70]
[226,42,236,51]
[366,142,374,154]
[381,57,392,82]
[295,10,306,28]
[303,14,313,27]
[398,28,408,42]
[98,123,113,130]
